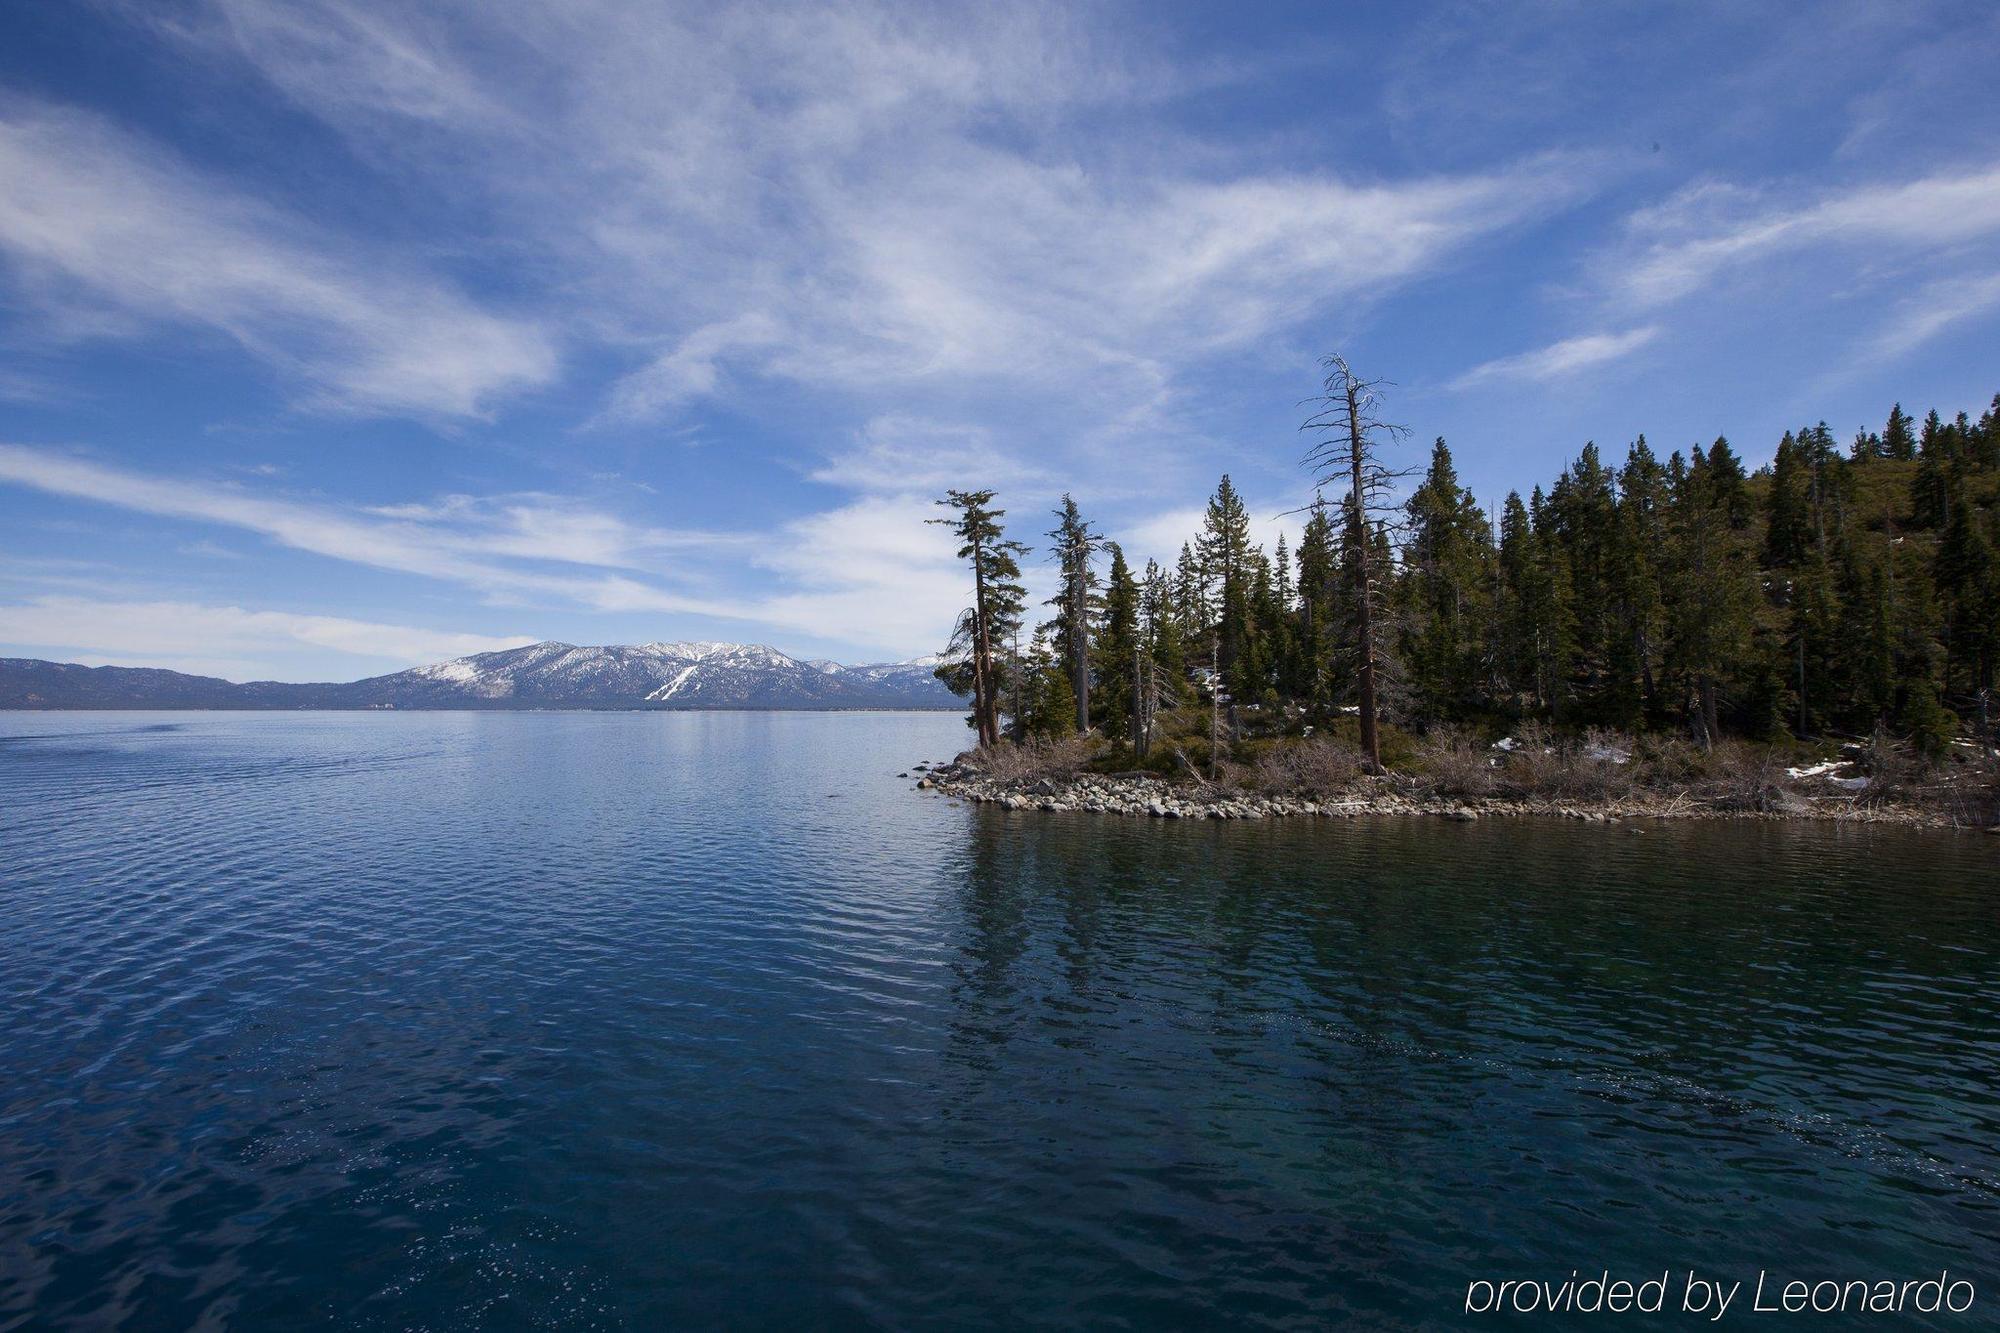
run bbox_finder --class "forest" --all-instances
[930,358,2000,795]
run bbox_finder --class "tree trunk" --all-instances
[1072,565,1090,734]
[1347,381,1382,773]
[968,536,997,748]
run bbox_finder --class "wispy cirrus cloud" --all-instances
[0,596,536,679]
[151,0,1588,446]
[0,442,972,654]
[0,443,740,615]
[1609,164,2000,309]
[0,100,556,418]
[1872,271,2000,357]
[1450,327,1661,391]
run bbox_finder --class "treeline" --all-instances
[933,371,2000,764]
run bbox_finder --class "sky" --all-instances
[2,0,1998,681]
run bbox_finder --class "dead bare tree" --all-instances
[1299,355,1413,773]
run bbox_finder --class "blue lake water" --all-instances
[2,711,1996,1328]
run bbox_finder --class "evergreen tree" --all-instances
[1661,450,1755,747]
[930,490,1028,747]
[1044,495,1101,732]
[1093,543,1141,742]
[1401,437,1490,721]
[1707,436,1752,529]
[1172,543,1206,648]
[1883,402,1916,460]
[1141,558,1186,685]
[1765,431,1812,565]
[1199,475,1255,685]
[1611,438,1668,726]
[1936,498,1999,702]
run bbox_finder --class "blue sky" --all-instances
[2,0,1998,681]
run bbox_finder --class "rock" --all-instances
[916,777,933,790]
[1445,808,1478,821]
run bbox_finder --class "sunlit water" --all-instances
[2,712,1996,1329]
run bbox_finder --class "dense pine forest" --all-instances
[931,360,2000,798]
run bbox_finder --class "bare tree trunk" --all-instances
[969,535,996,748]
[1209,637,1222,781]
[1347,380,1382,773]
[1073,560,1091,734]
[1131,639,1145,757]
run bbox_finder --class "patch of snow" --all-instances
[414,659,482,684]
[646,663,701,701]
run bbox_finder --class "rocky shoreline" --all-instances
[911,763,1978,829]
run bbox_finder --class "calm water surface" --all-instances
[2,712,1996,1329]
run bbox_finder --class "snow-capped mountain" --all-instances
[0,642,960,710]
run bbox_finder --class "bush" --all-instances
[1231,736,1370,794]
[1414,727,1498,797]
[1492,723,1636,800]
[972,734,1099,781]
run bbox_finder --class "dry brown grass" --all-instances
[967,735,1100,781]
[1230,736,1371,795]
[1414,727,1499,797]
[1491,724,1636,800]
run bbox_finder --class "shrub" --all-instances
[1232,736,1370,795]
[973,734,1099,781]
[1414,727,1498,797]
[1492,723,1636,800]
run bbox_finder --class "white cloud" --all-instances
[1872,271,2000,357]
[0,443,741,615]
[0,596,536,678]
[0,101,556,418]
[155,0,1587,437]
[810,415,1047,496]
[1612,164,2000,308]
[1450,327,1660,391]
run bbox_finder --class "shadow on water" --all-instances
[921,809,2000,1326]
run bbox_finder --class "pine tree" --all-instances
[1093,543,1141,742]
[1936,498,1999,702]
[1883,403,1916,461]
[930,490,1028,748]
[1142,558,1185,683]
[1546,443,1622,720]
[1662,449,1754,747]
[1294,499,1340,714]
[1910,415,1955,529]
[1765,431,1812,565]
[1172,542,1206,648]
[1611,438,1667,727]
[1044,494,1101,732]
[1401,437,1490,721]
[1707,436,1752,529]
[1199,475,1255,687]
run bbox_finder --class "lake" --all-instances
[2,712,1995,1328]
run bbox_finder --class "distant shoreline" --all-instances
[0,705,962,714]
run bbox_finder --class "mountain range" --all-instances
[0,641,960,711]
